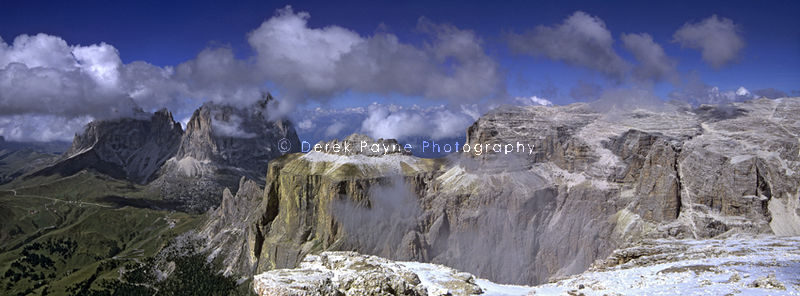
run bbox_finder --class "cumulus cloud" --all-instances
[248,6,504,104]
[1,6,506,142]
[673,15,744,68]
[0,34,182,142]
[174,47,263,107]
[0,33,271,141]
[0,34,139,119]
[360,104,474,141]
[621,33,678,83]
[507,11,629,80]
[297,119,314,130]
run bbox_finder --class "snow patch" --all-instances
[300,151,420,175]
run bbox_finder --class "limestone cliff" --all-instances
[207,97,800,286]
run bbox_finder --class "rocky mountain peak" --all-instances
[34,110,183,184]
[151,96,301,212]
[175,98,300,176]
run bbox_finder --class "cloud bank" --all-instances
[248,6,504,104]
[360,104,476,141]
[0,7,771,143]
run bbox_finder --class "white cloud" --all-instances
[360,103,474,140]
[736,86,750,97]
[507,11,629,80]
[0,114,93,142]
[210,114,257,139]
[621,33,678,83]
[0,34,138,118]
[0,33,74,69]
[0,33,275,141]
[673,15,744,68]
[72,43,123,89]
[178,116,192,130]
[0,7,508,142]
[248,6,504,104]
[514,96,553,106]
[297,119,314,130]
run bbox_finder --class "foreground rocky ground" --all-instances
[253,235,800,296]
[253,251,532,296]
[529,235,800,295]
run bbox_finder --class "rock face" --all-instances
[200,177,265,276]
[207,97,800,286]
[151,95,301,212]
[175,96,299,177]
[32,109,183,184]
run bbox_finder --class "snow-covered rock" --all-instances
[529,235,800,295]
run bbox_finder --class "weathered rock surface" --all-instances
[208,97,800,286]
[253,251,530,296]
[151,95,300,212]
[528,235,800,295]
[200,176,265,277]
[32,109,183,184]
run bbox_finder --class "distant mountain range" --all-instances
[7,94,299,212]
[0,136,70,154]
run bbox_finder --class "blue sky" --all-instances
[3,0,798,98]
[0,0,798,142]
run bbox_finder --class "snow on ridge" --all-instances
[300,151,421,175]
